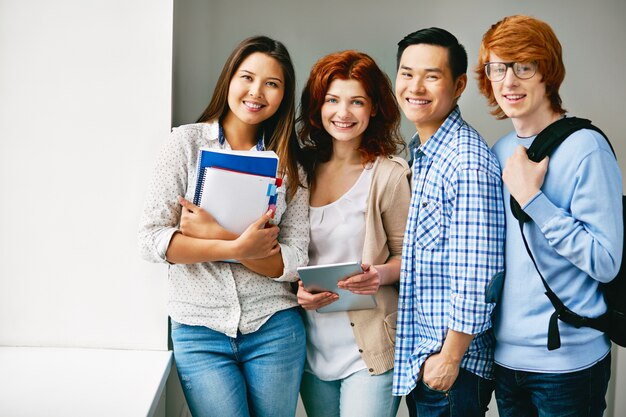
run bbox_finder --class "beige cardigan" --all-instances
[347,155,411,375]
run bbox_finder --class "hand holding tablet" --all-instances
[297,261,378,313]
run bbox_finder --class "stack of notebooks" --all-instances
[193,148,282,235]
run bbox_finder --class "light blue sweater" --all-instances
[491,125,622,372]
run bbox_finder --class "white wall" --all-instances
[172,1,626,416]
[0,0,173,351]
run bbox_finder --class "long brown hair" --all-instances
[297,50,404,185]
[197,36,302,200]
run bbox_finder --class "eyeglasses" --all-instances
[484,61,537,82]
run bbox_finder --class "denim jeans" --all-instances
[495,353,611,417]
[171,307,306,417]
[300,368,400,417]
[405,367,495,417]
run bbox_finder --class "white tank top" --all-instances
[304,161,374,380]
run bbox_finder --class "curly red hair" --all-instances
[297,50,403,181]
[476,15,566,119]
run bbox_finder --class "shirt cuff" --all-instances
[155,227,179,263]
[448,293,494,335]
[272,242,298,282]
[522,191,562,229]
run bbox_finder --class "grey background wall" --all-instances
[173,0,626,156]
[172,1,626,416]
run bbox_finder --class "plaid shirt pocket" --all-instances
[414,200,442,250]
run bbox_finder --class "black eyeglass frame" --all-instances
[484,61,538,82]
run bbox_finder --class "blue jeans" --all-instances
[405,367,495,417]
[495,353,611,417]
[171,308,306,417]
[300,368,400,417]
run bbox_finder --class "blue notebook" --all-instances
[193,148,279,205]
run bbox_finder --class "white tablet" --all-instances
[297,261,377,313]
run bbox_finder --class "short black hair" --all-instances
[397,27,468,80]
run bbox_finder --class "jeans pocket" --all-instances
[421,379,450,395]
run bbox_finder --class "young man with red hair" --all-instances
[477,15,622,417]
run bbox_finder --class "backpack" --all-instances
[510,117,626,350]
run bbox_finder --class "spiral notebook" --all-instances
[197,167,280,235]
[193,148,279,206]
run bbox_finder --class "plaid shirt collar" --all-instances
[408,106,463,166]
[419,105,463,159]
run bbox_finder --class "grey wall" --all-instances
[173,0,626,154]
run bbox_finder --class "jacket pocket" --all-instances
[384,311,398,345]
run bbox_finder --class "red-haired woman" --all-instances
[296,50,410,417]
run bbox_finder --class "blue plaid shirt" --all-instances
[393,107,505,395]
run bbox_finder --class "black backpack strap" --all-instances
[517,215,610,350]
[527,117,595,160]
[512,117,614,350]
[510,117,597,224]
[515,216,565,350]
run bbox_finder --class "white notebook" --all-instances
[198,167,278,235]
